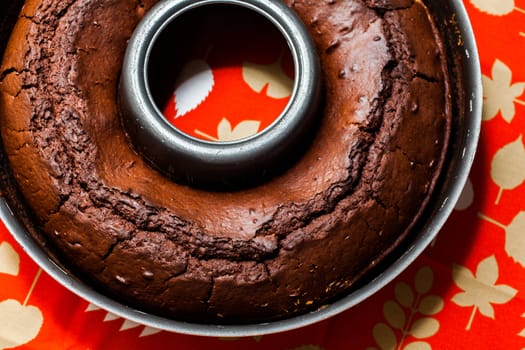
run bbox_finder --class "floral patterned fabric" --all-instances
[1,0,525,348]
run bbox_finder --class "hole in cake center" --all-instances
[147,4,296,142]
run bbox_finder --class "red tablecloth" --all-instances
[2,1,525,348]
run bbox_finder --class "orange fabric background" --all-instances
[2,1,525,349]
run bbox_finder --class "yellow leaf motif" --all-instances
[195,118,261,142]
[482,59,525,122]
[404,342,432,350]
[414,267,433,295]
[478,211,525,267]
[384,301,406,330]
[395,282,414,308]
[370,267,443,350]
[519,313,525,338]
[490,135,525,204]
[0,242,20,276]
[0,267,44,349]
[409,318,439,339]
[0,300,44,349]
[242,57,294,99]
[85,304,161,337]
[452,255,518,331]
[373,323,397,350]
[418,296,444,316]
[217,118,261,142]
[470,0,525,15]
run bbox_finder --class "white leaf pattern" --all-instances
[173,59,215,118]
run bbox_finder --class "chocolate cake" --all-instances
[0,0,451,323]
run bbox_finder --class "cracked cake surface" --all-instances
[0,0,451,322]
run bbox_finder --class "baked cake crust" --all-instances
[0,0,450,322]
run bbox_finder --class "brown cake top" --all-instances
[0,0,450,322]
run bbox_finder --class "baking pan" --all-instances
[0,0,481,337]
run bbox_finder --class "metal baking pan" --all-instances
[0,0,481,337]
